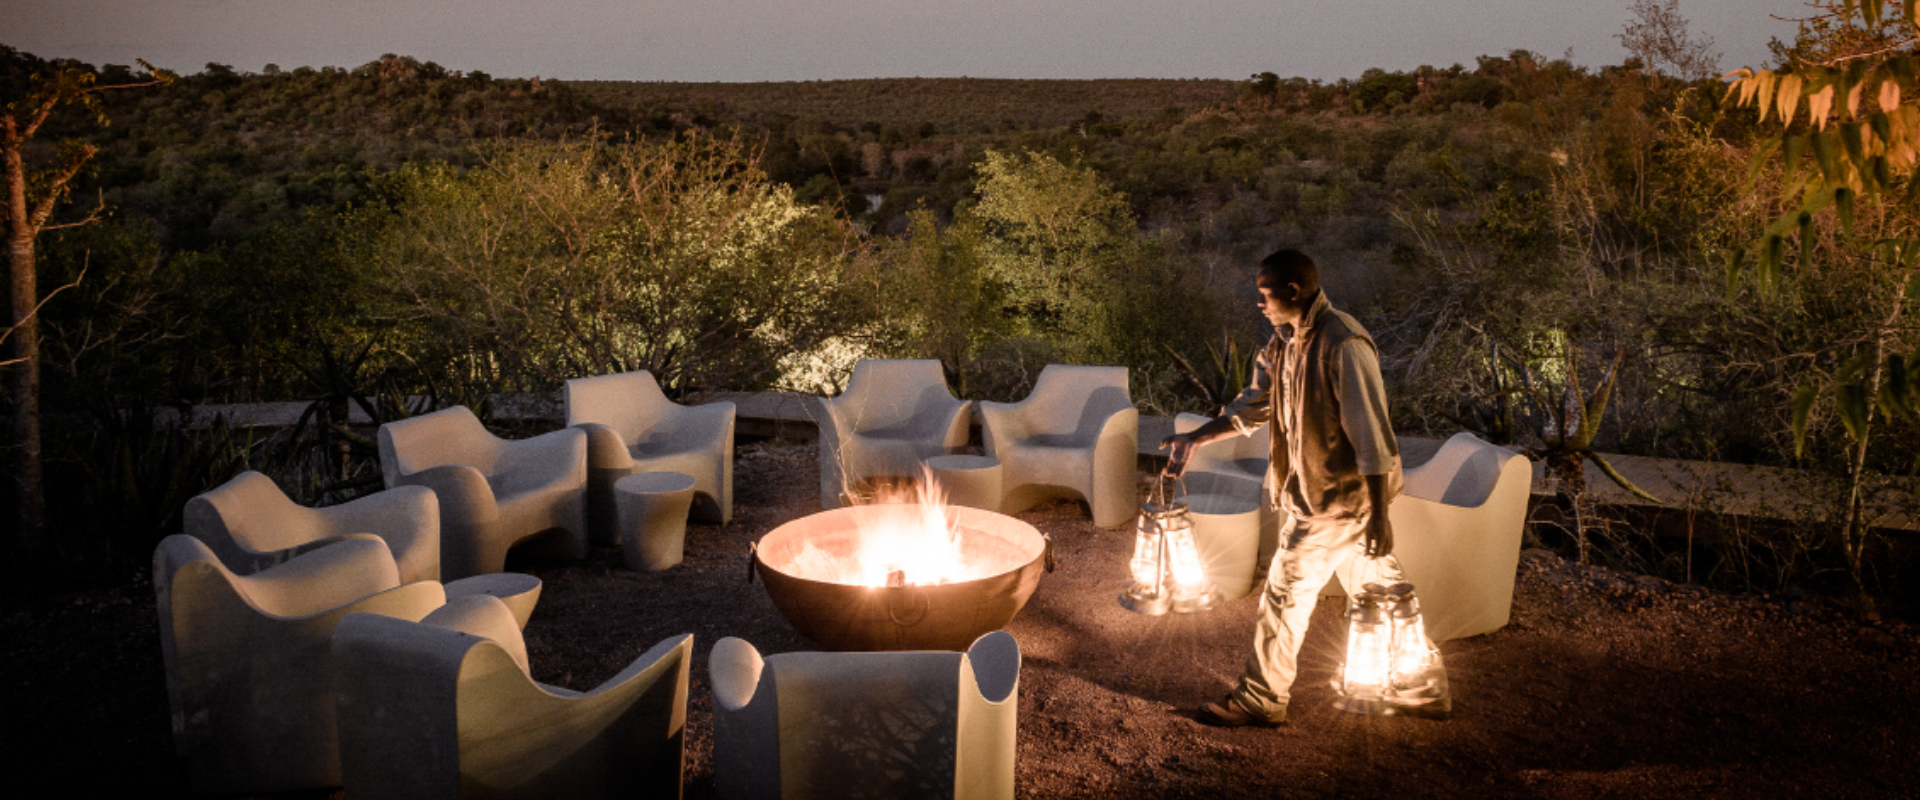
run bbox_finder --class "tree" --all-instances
[1723,0,1920,605]
[2,50,170,562]
[1618,0,1722,81]
[370,134,884,397]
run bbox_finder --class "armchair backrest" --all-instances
[335,609,692,800]
[565,370,675,440]
[378,406,501,486]
[828,359,964,434]
[184,471,323,560]
[1405,432,1525,508]
[1018,365,1132,437]
[711,631,1019,800]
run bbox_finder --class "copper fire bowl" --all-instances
[752,504,1049,651]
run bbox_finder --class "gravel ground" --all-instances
[5,440,1919,798]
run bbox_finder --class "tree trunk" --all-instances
[4,124,44,561]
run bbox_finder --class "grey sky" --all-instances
[13,1,1808,82]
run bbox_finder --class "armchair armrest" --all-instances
[709,636,765,712]
[977,401,1028,456]
[397,464,499,526]
[495,427,583,494]
[575,423,637,471]
[667,400,735,449]
[331,580,448,625]
[238,534,402,617]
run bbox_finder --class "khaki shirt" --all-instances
[1191,291,1401,521]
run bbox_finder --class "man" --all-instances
[1162,248,1428,727]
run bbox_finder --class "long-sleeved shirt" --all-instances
[1191,291,1402,521]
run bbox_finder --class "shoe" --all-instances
[1197,693,1286,728]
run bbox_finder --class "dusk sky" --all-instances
[16,1,1807,82]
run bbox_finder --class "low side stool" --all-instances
[1181,492,1262,600]
[925,454,1004,512]
[616,472,697,571]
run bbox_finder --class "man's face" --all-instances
[1256,271,1308,328]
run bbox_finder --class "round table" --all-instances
[616,471,698,571]
[925,454,1003,512]
[444,572,543,629]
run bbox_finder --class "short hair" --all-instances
[1258,248,1318,292]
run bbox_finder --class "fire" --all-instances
[786,465,989,587]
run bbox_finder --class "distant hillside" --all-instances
[573,77,1241,133]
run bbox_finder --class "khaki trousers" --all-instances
[1232,514,1405,718]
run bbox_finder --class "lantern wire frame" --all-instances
[1120,471,1222,615]
[1336,580,1451,718]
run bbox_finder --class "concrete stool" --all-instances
[926,455,1003,512]
[445,572,543,629]
[616,471,697,571]
[1182,493,1262,600]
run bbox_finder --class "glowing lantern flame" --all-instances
[1338,581,1449,717]
[1120,475,1222,615]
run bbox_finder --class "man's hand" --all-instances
[1362,473,1394,558]
[1363,512,1394,558]
[1159,432,1197,476]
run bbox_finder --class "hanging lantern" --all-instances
[1120,472,1221,615]
[1338,581,1450,718]
[1335,585,1393,714]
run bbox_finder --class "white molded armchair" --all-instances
[185,470,442,583]
[379,406,588,580]
[817,359,971,508]
[334,596,692,800]
[154,533,445,795]
[980,365,1138,528]
[710,631,1020,800]
[1387,432,1532,641]
[567,370,735,543]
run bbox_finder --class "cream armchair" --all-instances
[710,631,1020,800]
[334,597,692,800]
[979,365,1138,528]
[1387,432,1533,641]
[153,534,445,795]
[378,406,588,580]
[185,470,441,583]
[816,359,971,508]
[566,369,735,545]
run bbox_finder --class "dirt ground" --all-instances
[5,440,1920,798]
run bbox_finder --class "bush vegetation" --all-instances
[2,7,1917,610]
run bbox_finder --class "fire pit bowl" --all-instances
[751,504,1050,651]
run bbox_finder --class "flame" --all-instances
[787,464,985,587]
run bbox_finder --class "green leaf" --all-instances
[1840,122,1868,176]
[1881,353,1914,420]
[1838,382,1871,442]
[1765,234,1784,289]
[1768,135,1795,187]
[1798,211,1816,268]
[1839,351,1876,381]
[1813,130,1841,180]
[1837,187,1856,238]
[1791,384,1818,459]
[1589,452,1661,503]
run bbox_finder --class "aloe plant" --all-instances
[1499,343,1660,563]
[1161,329,1259,414]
